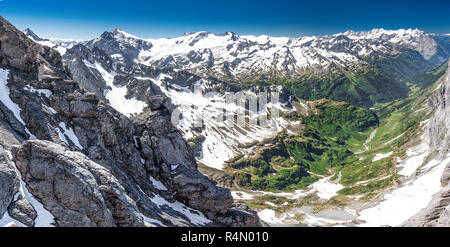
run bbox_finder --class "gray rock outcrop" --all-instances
[7,194,37,227]
[0,15,264,227]
[0,146,19,218]
[12,140,142,227]
[404,61,450,226]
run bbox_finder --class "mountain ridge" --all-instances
[6,18,450,227]
[23,25,448,108]
[0,15,263,227]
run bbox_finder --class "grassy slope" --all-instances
[283,65,410,108]
[337,61,447,198]
[225,99,379,191]
[221,60,447,195]
[226,63,447,218]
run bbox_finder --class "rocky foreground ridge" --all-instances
[0,16,264,227]
[403,62,450,226]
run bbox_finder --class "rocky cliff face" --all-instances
[403,61,450,227]
[0,16,263,227]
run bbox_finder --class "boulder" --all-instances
[0,146,19,218]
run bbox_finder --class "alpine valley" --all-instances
[1,15,450,227]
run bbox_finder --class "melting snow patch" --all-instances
[231,191,255,200]
[0,69,36,140]
[265,202,278,207]
[397,143,429,177]
[150,176,168,191]
[47,106,57,115]
[83,59,146,116]
[357,156,450,227]
[383,132,405,146]
[309,176,343,200]
[258,209,287,225]
[373,152,393,162]
[303,213,351,226]
[16,174,55,227]
[140,213,167,227]
[150,194,211,226]
[0,69,25,125]
[258,189,312,200]
[57,122,83,150]
[23,86,52,98]
[133,136,140,148]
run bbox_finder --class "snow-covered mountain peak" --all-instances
[23,28,47,42]
[62,26,446,83]
[87,28,153,67]
[341,28,424,38]
[335,28,437,59]
[111,28,141,39]
[22,28,83,56]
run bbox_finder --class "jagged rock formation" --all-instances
[62,45,111,100]
[86,28,153,68]
[12,140,145,227]
[61,41,295,170]
[0,146,19,218]
[403,61,450,226]
[428,63,450,156]
[86,28,449,81]
[22,28,80,56]
[0,16,263,227]
[77,28,450,109]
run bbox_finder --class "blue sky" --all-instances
[1,0,449,40]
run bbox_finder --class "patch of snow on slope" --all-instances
[0,69,36,140]
[57,122,83,150]
[384,132,406,145]
[258,209,288,225]
[231,191,255,200]
[34,40,55,48]
[5,151,56,227]
[373,151,394,162]
[0,69,27,126]
[357,155,450,227]
[258,188,312,200]
[55,46,67,56]
[149,176,168,191]
[150,74,287,170]
[83,59,146,116]
[23,86,52,98]
[140,213,167,227]
[47,106,57,115]
[309,176,343,200]
[150,193,211,226]
[397,142,429,177]
[303,213,352,226]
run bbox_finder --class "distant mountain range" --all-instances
[25,27,450,106]
[21,26,450,171]
[0,19,447,227]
